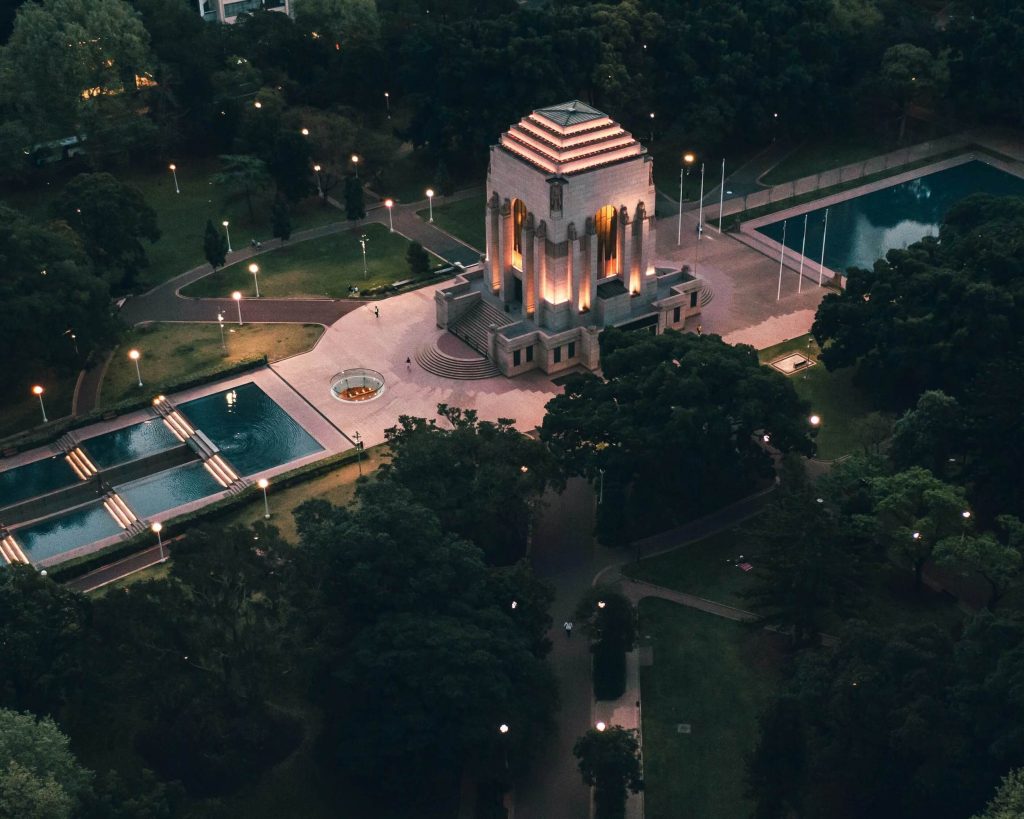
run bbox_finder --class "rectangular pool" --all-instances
[756,160,1024,273]
[116,462,223,519]
[14,502,122,563]
[81,419,180,469]
[180,382,323,475]
[0,455,77,509]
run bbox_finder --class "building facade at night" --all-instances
[436,101,703,377]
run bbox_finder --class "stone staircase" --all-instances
[448,299,513,355]
[415,344,500,380]
[700,285,714,307]
[0,531,29,565]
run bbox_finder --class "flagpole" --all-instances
[718,158,725,233]
[677,168,683,246]
[697,163,705,231]
[818,208,829,287]
[777,220,787,302]
[798,213,808,294]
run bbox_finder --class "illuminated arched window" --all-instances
[511,199,527,269]
[595,205,618,278]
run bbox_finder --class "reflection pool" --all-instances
[756,160,1024,273]
[180,382,322,475]
[0,455,77,508]
[116,462,222,519]
[81,420,179,469]
[15,502,122,562]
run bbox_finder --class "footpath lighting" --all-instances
[169,163,180,194]
[222,220,233,253]
[301,127,309,136]
[249,262,261,298]
[32,385,47,423]
[313,164,323,198]
[232,291,243,325]
[596,721,607,732]
[597,600,607,609]
[499,723,509,734]
[385,198,394,231]
[809,414,821,427]
[384,91,391,118]
[426,188,435,222]
[678,152,696,245]
[152,522,165,561]
[253,100,262,109]
[258,478,270,518]
[351,154,360,179]
[128,349,143,387]
[217,311,226,350]
[359,234,369,278]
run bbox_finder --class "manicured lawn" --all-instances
[639,599,783,819]
[758,334,885,460]
[214,445,386,542]
[98,323,323,407]
[0,157,344,291]
[0,372,76,443]
[420,193,486,251]
[625,528,759,609]
[181,223,415,298]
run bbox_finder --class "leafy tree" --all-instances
[344,174,365,220]
[877,44,948,141]
[744,457,866,646]
[266,130,313,203]
[573,586,636,653]
[380,405,560,565]
[542,330,813,545]
[212,154,270,221]
[285,107,357,199]
[573,726,643,819]
[406,239,430,277]
[0,0,155,147]
[746,696,805,819]
[435,159,454,196]
[871,466,971,591]
[202,219,227,270]
[0,709,91,819]
[271,195,292,242]
[972,769,1024,819]
[294,0,381,46]
[52,173,160,290]
[935,516,1024,609]
[890,390,967,479]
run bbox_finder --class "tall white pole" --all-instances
[697,163,705,231]
[776,220,788,301]
[798,213,808,294]
[718,158,725,233]
[134,358,143,387]
[818,208,830,286]
[677,169,683,246]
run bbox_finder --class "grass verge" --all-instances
[420,193,486,251]
[98,323,322,408]
[639,599,783,819]
[181,222,412,298]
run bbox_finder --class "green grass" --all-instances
[98,323,322,407]
[625,528,759,609]
[639,599,783,819]
[0,157,344,291]
[419,193,486,251]
[181,223,413,298]
[758,334,883,460]
[0,371,76,442]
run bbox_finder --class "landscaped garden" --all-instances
[98,322,323,407]
[638,599,784,819]
[181,222,419,298]
[420,193,486,251]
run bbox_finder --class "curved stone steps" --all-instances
[700,285,714,307]
[415,344,500,380]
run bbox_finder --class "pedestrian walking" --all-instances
[696,324,703,336]
[406,356,411,371]
[564,621,573,639]
[374,305,380,318]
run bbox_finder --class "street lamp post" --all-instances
[359,234,368,278]
[649,111,655,143]
[426,188,435,222]
[353,431,363,475]
[385,198,394,231]
[313,164,323,198]
[598,468,605,505]
[249,262,260,298]
[217,311,226,350]
[169,163,180,194]
[128,349,143,387]
[152,521,165,561]
[384,91,391,118]
[678,153,695,246]
[258,478,270,518]
[222,220,233,253]
[32,385,47,423]
[232,291,243,325]
[351,154,360,179]
[301,127,309,136]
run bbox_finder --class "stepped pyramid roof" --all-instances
[498,100,644,176]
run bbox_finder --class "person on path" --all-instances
[374,305,380,318]
[564,621,573,639]
[406,356,411,371]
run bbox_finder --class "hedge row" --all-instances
[49,446,371,582]
[1,356,269,454]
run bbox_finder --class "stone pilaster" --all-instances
[522,213,536,317]
[486,191,500,290]
[620,205,634,293]
[534,219,547,327]
[498,198,512,300]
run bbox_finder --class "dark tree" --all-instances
[203,219,228,271]
[344,174,365,220]
[890,390,967,479]
[573,726,643,819]
[266,130,313,203]
[271,195,292,242]
[406,239,430,277]
[746,697,805,819]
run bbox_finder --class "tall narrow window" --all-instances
[511,199,527,270]
[595,205,618,278]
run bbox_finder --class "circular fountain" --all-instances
[330,368,386,402]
